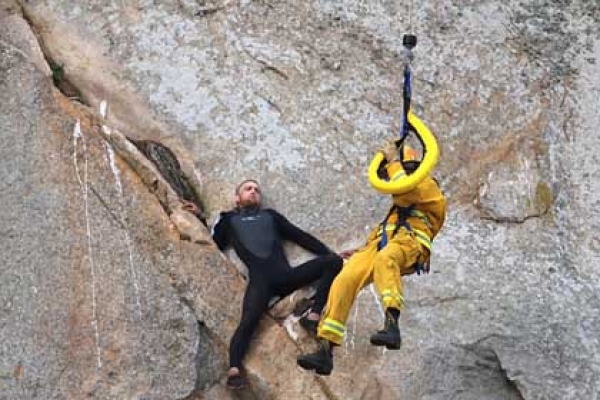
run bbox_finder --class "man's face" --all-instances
[235,181,261,207]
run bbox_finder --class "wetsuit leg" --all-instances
[229,277,272,368]
[274,254,342,314]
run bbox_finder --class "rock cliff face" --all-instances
[1,0,600,399]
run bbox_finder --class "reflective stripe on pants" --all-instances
[317,230,422,345]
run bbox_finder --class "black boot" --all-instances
[370,309,402,349]
[296,340,333,375]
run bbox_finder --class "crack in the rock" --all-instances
[480,208,550,224]
[194,5,226,18]
[176,0,234,18]
[230,25,290,80]
[255,92,282,114]
[559,89,575,142]
[177,299,220,400]
[258,60,289,80]
[451,334,525,400]
[15,3,209,234]
[17,2,86,104]
[412,294,470,308]
[88,183,128,231]
[130,139,208,226]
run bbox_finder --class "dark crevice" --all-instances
[504,373,525,400]
[47,60,84,102]
[130,139,208,226]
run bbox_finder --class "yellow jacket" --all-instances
[368,161,447,256]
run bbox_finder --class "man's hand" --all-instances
[339,248,358,259]
[379,138,401,162]
[182,200,201,216]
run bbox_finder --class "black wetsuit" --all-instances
[212,206,343,368]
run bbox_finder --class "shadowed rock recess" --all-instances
[2,0,600,399]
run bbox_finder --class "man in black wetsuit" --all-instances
[210,179,343,390]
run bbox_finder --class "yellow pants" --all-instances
[317,230,422,345]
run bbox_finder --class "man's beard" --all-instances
[239,198,260,207]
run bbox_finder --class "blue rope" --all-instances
[380,65,413,251]
[400,66,412,141]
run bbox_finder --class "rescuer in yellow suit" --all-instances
[297,139,447,375]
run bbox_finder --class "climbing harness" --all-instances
[376,204,433,275]
[368,34,440,195]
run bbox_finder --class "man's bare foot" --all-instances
[226,367,248,390]
[299,310,320,334]
[306,312,320,321]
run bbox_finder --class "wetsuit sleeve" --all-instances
[269,210,332,255]
[211,212,231,251]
